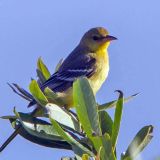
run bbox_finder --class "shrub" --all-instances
[0,58,153,160]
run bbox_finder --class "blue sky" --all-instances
[0,0,160,159]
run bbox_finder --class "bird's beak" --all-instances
[104,35,117,42]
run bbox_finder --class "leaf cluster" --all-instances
[1,58,153,160]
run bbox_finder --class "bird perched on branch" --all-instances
[29,27,117,109]
[0,27,117,152]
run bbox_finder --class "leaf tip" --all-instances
[114,90,123,98]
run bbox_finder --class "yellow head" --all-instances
[80,27,117,52]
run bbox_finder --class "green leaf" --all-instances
[37,57,51,80]
[121,125,153,160]
[14,111,63,141]
[7,83,33,101]
[36,69,46,84]
[73,78,101,137]
[98,93,138,111]
[111,90,124,151]
[7,118,72,150]
[46,103,81,132]
[102,134,116,160]
[72,145,86,160]
[1,115,16,120]
[29,80,48,106]
[44,87,66,106]
[99,111,113,136]
[55,58,63,72]
[91,136,106,160]
[50,117,94,157]
[91,134,116,160]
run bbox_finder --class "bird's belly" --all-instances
[88,56,109,95]
[89,66,109,94]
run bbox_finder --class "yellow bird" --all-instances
[29,27,117,109]
[0,27,117,152]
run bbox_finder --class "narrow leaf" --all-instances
[98,93,138,111]
[7,83,33,101]
[12,83,33,99]
[111,90,124,151]
[91,134,116,160]
[73,78,101,137]
[1,115,16,120]
[72,145,87,160]
[121,125,153,160]
[37,57,51,80]
[29,80,48,106]
[99,111,113,136]
[91,136,107,160]
[50,117,94,157]
[55,58,63,72]
[102,133,116,160]
[36,69,46,84]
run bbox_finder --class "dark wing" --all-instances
[41,54,96,93]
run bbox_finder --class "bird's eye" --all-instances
[92,36,100,41]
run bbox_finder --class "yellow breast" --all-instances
[88,49,109,95]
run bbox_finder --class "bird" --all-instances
[0,27,117,152]
[29,27,117,109]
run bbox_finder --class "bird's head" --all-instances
[80,27,117,52]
